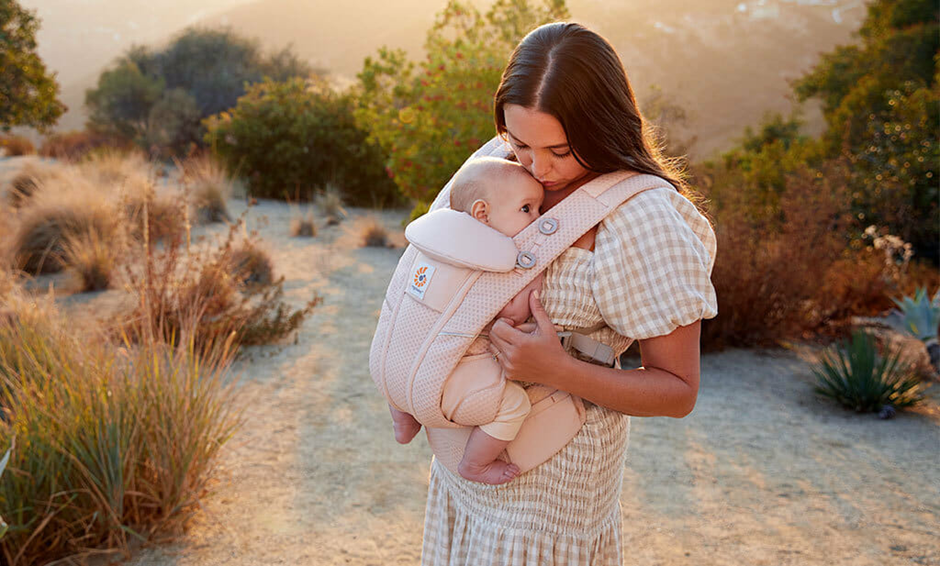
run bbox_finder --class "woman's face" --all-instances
[502,104,591,193]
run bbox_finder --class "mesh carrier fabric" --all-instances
[369,136,674,438]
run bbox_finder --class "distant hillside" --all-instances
[44,0,866,158]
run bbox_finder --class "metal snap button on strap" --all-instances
[538,217,558,235]
[516,251,536,269]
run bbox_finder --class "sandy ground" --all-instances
[1,170,937,566]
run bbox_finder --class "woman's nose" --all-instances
[531,153,550,179]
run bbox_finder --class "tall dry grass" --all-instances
[290,206,316,237]
[358,214,391,248]
[38,130,130,161]
[4,160,68,209]
[314,184,347,226]
[119,204,320,354]
[177,156,232,224]
[0,286,243,565]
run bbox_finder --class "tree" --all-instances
[794,0,938,262]
[85,61,164,140]
[354,0,569,209]
[0,0,65,131]
[85,27,314,156]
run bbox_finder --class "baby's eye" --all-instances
[521,204,530,213]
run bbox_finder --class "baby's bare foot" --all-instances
[392,414,422,444]
[458,459,521,485]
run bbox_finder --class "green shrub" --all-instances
[354,0,569,204]
[812,329,929,413]
[205,77,398,207]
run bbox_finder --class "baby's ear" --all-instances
[470,199,489,224]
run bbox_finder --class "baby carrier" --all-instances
[369,137,676,474]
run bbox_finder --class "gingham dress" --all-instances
[421,185,719,566]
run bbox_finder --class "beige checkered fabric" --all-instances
[422,403,629,566]
[421,183,718,565]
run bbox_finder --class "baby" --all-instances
[389,157,545,485]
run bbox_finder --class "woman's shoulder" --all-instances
[598,179,713,245]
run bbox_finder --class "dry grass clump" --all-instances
[0,210,16,264]
[0,135,35,156]
[360,214,391,248]
[9,186,120,275]
[120,207,319,354]
[61,228,123,292]
[315,184,348,225]
[290,207,316,237]
[0,295,243,566]
[230,241,275,287]
[78,150,154,191]
[4,161,67,208]
[122,184,187,244]
[178,156,232,224]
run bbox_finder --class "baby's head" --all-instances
[450,157,544,237]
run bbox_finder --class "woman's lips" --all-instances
[540,180,557,188]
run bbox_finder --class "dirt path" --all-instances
[85,200,939,566]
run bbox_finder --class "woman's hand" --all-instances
[488,290,569,385]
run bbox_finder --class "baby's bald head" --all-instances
[449,156,544,237]
[450,157,530,214]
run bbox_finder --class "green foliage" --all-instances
[710,112,826,227]
[812,329,928,412]
[204,77,398,206]
[142,88,202,158]
[793,0,939,262]
[86,61,165,140]
[85,27,313,158]
[354,0,569,204]
[0,0,65,131]
[891,286,940,341]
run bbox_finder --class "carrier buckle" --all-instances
[539,218,558,235]
[516,251,537,269]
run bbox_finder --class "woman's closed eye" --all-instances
[511,140,571,159]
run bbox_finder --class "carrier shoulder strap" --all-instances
[407,168,676,427]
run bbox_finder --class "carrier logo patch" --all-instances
[408,262,436,300]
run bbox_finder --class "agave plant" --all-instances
[891,287,940,373]
[812,329,928,413]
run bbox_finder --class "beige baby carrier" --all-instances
[369,137,675,475]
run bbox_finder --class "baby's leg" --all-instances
[458,427,520,485]
[388,403,421,444]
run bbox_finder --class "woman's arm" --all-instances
[488,291,701,418]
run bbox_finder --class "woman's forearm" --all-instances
[543,354,697,418]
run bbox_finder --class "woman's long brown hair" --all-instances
[494,22,690,195]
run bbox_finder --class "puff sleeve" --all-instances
[591,187,718,340]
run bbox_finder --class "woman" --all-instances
[421,22,718,565]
